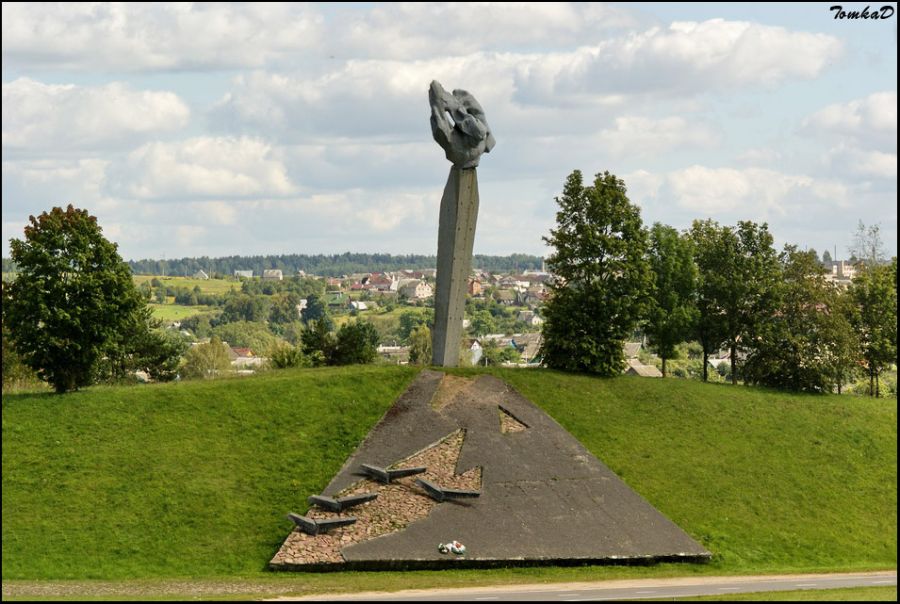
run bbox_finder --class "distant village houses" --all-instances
[262,269,283,281]
[398,279,433,300]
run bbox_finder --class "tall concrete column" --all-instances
[432,167,479,366]
[427,80,494,367]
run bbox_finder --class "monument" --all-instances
[428,81,495,366]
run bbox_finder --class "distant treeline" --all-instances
[116,253,544,277]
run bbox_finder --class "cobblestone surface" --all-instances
[271,430,481,566]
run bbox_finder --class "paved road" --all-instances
[274,571,896,601]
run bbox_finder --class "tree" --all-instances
[689,219,729,382]
[221,293,269,323]
[540,170,652,375]
[469,309,496,337]
[269,292,302,325]
[268,342,307,369]
[849,220,886,267]
[3,205,163,393]
[398,310,430,342]
[644,224,698,377]
[181,337,231,379]
[480,339,521,366]
[742,247,858,393]
[850,261,897,397]
[300,319,336,367]
[333,319,380,365]
[408,325,432,365]
[301,293,330,326]
[689,220,781,384]
[822,249,833,264]
[210,320,281,354]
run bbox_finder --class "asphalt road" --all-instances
[275,571,896,601]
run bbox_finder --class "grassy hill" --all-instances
[2,366,895,582]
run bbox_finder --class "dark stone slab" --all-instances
[287,513,356,536]
[415,478,480,502]
[307,493,378,513]
[359,463,427,484]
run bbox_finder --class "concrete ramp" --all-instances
[270,370,710,570]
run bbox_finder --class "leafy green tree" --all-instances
[689,219,729,381]
[644,224,698,377]
[268,342,307,369]
[481,339,521,366]
[3,205,161,393]
[689,220,780,384]
[2,307,42,391]
[210,320,281,354]
[851,261,897,397]
[540,170,652,375]
[823,287,861,394]
[221,293,269,323]
[269,292,302,325]
[333,319,380,365]
[469,309,496,337]
[398,310,431,342]
[301,293,330,327]
[300,319,336,367]
[181,337,231,379]
[742,247,857,393]
[408,325,432,365]
[821,249,833,264]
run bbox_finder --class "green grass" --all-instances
[674,586,896,600]
[3,366,895,588]
[133,275,240,296]
[148,303,215,322]
[458,368,897,574]
[2,366,419,580]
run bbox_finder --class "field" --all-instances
[147,303,216,322]
[2,366,895,598]
[132,275,241,296]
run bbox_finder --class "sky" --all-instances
[2,2,897,262]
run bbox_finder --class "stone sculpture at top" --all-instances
[429,80,496,168]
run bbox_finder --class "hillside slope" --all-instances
[3,366,896,579]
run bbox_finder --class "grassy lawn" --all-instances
[148,303,215,322]
[2,366,419,580]
[2,366,895,597]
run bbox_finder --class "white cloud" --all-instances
[803,91,897,151]
[112,137,296,200]
[334,3,640,59]
[664,166,843,215]
[824,145,897,180]
[512,19,843,103]
[2,3,322,71]
[212,18,842,145]
[600,116,719,158]
[2,78,189,152]
[625,166,853,230]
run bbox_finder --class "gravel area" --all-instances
[271,429,481,567]
[498,406,528,433]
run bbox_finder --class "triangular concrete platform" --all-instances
[270,370,711,570]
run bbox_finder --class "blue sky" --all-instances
[2,2,896,262]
